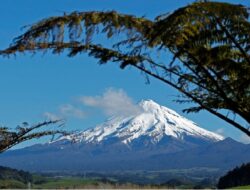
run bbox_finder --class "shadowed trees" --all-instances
[1,1,249,136]
[218,163,250,189]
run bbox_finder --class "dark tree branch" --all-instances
[0,120,68,153]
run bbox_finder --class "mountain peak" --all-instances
[139,99,158,105]
[139,99,160,113]
[139,99,179,116]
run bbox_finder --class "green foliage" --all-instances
[1,1,249,136]
[152,1,250,115]
[217,163,250,189]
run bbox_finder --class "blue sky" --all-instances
[0,0,249,148]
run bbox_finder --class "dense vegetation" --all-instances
[217,163,250,189]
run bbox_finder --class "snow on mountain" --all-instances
[58,99,224,145]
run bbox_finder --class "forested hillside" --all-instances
[218,163,250,189]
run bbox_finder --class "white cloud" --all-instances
[43,88,139,120]
[239,134,250,144]
[59,104,86,119]
[80,88,142,117]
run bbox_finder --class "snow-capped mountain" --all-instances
[0,99,249,174]
[58,99,223,145]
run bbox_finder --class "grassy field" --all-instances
[34,178,97,189]
[231,185,250,189]
[32,176,105,189]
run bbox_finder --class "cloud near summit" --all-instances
[44,88,141,121]
[80,88,142,117]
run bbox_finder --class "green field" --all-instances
[231,185,250,189]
